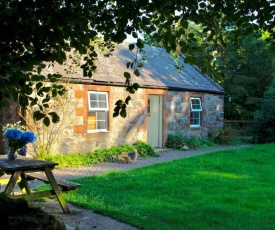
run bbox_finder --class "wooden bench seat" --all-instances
[25,173,81,192]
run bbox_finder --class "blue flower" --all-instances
[5,129,23,140]
[19,146,27,156]
[20,131,37,145]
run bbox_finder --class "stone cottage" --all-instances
[0,42,224,154]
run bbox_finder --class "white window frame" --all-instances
[87,91,109,133]
[190,97,202,128]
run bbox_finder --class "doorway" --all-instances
[147,95,163,148]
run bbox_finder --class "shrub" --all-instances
[165,134,185,149]
[253,81,275,143]
[166,133,216,150]
[38,141,157,168]
[134,140,159,157]
[208,125,238,145]
[182,136,216,149]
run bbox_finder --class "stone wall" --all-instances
[165,91,224,139]
[53,84,149,154]
[0,84,224,155]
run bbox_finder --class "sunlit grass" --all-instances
[63,143,275,229]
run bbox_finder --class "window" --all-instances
[147,99,151,114]
[87,91,108,132]
[219,110,224,120]
[190,98,202,127]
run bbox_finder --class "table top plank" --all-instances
[0,155,58,172]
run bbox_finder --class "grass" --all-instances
[59,144,275,229]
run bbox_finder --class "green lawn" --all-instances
[64,144,275,230]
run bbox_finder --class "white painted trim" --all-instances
[87,91,109,132]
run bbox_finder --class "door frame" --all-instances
[147,94,163,148]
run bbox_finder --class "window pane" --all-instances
[90,101,98,108]
[97,111,107,129]
[97,121,106,129]
[97,111,106,120]
[89,92,108,110]
[98,94,106,101]
[98,101,107,108]
[191,98,202,111]
[90,93,97,101]
[147,99,150,113]
[191,112,199,119]
[190,111,200,126]
[88,92,108,131]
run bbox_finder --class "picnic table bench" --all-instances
[24,173,81,192]
[0,155,81,214]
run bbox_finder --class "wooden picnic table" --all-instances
[0,155,81,214]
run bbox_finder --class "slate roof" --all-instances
[43,42,224,94]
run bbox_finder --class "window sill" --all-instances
[190,126,201,129]
[87,130,109,134]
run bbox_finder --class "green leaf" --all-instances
[25,86,33,95]
[18,95,28,107]
[125,78,130,85]
[49,77,58,83]
[132,32,138,38]
[129,44,135,51]
[201,66,207,74]
[132,83,140,90]
[126,62,132,68]
[32,75,45,81]
[115,100,123,106]
[120,104,127,118]
[42,87,51,93]
[134,69,140,77]
[188,33,195,39]
[126,86,135,94]
[136,39,144,49]
[33,111,46,121]
[113,105,120,117]
[180,44,188,53]
[137,63,144,68]
[30,98,38,106]
[199,2,206,8]
[180,20,188,29]
[42,96,50,104]
[125,96,131,104]
[49,112,60,123]
[43,117,50,127]
[184,56,191,64]
[36,82,43,90]
[124,72,131,79]
[52,88,57,97]
[169,34,176,46]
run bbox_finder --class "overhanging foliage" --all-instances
[1,0,274,125]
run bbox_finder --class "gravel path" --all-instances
[51,144,252,180]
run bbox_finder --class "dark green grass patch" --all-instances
[64,144,275,229]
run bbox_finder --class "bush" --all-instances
[208,125,238,145]
[182,136,216,149]
[38,141,157,168]
[166,134,216,149]
[253,81,275,143]
[134,140,159,157]
[165,134,185,149]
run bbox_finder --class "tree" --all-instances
[1,0,274,125]
[218,36,275,120]
[253,80,275,143]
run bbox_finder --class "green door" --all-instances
[147,95,163,147]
